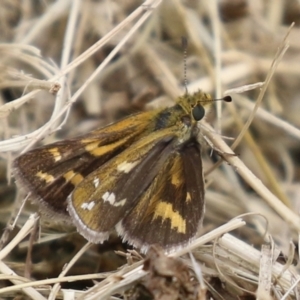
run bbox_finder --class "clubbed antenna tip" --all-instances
[223,95,232,102]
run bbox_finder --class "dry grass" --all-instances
[0,0,300,299]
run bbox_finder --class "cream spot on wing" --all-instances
[102,191,116,204]
[115,198,127,207]
[81,201,95,211]
[102,191,109,200]
[186,192,191,203]
[36,171,55,183]
[93,177,100,188]
[63,171,84,185]
[117,161,139,173]
[102,192,126,207]
[48,147,62,162]
[152,202,186,233]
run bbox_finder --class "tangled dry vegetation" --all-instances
[0,0,300,299]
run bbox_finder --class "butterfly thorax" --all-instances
[152,90,212,144]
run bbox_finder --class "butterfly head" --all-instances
[178,90,231,124]
[177,90,213,124]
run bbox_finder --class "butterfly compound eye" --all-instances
[192,105,205,121]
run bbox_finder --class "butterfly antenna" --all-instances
[181,36,188,95]
[213,95,232,103]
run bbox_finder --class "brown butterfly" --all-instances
[14,91,231,253]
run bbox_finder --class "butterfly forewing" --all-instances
[13,110,160,218]
[67,126,182,243]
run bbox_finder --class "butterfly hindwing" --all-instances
[116,139,205,252]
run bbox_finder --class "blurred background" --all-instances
[0,0,300,298]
